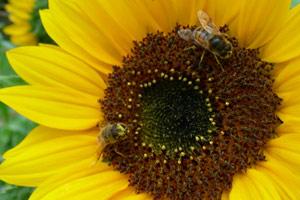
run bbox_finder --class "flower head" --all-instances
[1,0,51,46]
[1,0,300,199]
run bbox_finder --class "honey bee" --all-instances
[178,10,233,69]
[97,123,128,159]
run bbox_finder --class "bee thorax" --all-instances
[99,123,128,145]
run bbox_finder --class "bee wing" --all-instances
[197,10,221,35]
[178,28,193,41]
[94,135,106,162]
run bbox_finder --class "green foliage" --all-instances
[30,0,53,44]
[0,184,32,200]
[292,0,300,7]
[0,101,35,199]
[0,75,26,87]
[0,105,36,157]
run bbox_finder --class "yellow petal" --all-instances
[247,168,284,200]
[274,74,300,94]
[10,33,37,46]
[230,168,281,200]
[272,63,285,81]
[30,161,112,199]
[230,0,290,48]
[140,0,205,31]
[274,58,300,94]
[42,0,203,76]
[229,173,259,200]
[167,0,206,26]
[267,134,300,154]
[147,0,239,33]
[8,0,35,12]
[277,112,300,134]
[7,46,106,97]
[168,0,199,26]
[74,0,170,56]
[278,92,300,115]
[53,0,124,63]
[30,167,129,200]
[266,147,300,176]
[138,0,176,31]
[42,0,125,74]
[204,0,241,27]
[9,14,26,24]
[0,86,101,130]
[3,23,31,36]
[261,4,300,62]
[258,153,300,199]
[0,126,99,186]
[5,4,31,20]
[40,10,113,75]
[107,188,152,200]
[221,191,230,200]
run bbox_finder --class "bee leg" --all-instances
[92,150,103,166]
[96,146,105,161]
[213,54,224,71]
[114,148,126,158]
[183,45,197,51]
[198,50,206,69]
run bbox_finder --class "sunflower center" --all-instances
[140,79,216,156]
[100,25,282,200]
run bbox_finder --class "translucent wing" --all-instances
[197,10,221,35]
[178,28,193,41]
[96,131,106,161]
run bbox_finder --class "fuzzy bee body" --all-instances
[99,123,127,144]
[97,123,128,158]
[178,10,233,60]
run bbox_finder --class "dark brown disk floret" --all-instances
[100,25,282,200]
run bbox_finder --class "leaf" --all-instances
[0,75,26,87]
[0,51,14,75]
[0,181,33,200]
[0,102,9,123]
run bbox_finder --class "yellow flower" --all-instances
[0,0,300,199]
[2,0,50,46]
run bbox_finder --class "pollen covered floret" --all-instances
[100,26,282,200]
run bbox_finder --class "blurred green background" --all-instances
[0,0,300,199]
[292,0,300,7]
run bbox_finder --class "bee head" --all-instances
[219,42,233,59]
[115,123,128,137]
[209,36,233,59]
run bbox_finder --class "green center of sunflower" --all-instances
[140,79,216,156]
[100,26,282,200]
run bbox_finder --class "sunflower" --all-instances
[0,0,300,199]
[1,0,51,46]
